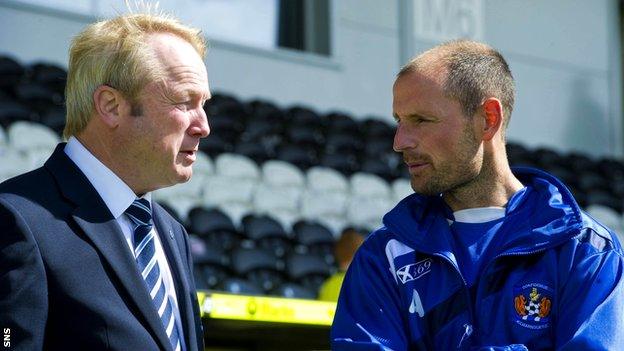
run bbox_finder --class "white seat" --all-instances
[253,183,301,213]
[347,196,394,230]
[306,166,349,194]
[193,151,214,176]
[8,121,59,152]
[586,205,622,231]
[26,147,55,169]
[0,148,34,181]
[392,178,413,203]
[350,172,391,199]
[0,125,7,148]
[158,197,199,222]
[215,153,260,180]
[203,175,257,207]
[153,173,207,203]
[301,190,348,219]
[261,160,305,188]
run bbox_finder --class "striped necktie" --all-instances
[126,198,182,351]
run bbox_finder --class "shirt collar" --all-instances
[64,136,151,219]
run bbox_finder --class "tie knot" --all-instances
[125,198,153,226]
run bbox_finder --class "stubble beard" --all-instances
[410,124,482,197]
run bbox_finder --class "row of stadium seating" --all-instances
[2,54,624,301]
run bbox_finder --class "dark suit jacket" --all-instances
[0,144,203,350]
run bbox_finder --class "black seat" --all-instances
[324,132,363,155]
[28,62,67,95]
[324,112,360,136]
[285,252,332,292]
[15,81,61,114]
[361,158,397,182]
[234,141,272,165]
[188,207,242,251]
[242,214,292,257]
[287,106,323,130]
[361,117,394,139]
[217,277,264,295]
[586,190,623,213]
[276,143,318,170]
[0,56,25,94]
[206,93,247,119]
[0,101,33,128]
[320,152,358,176]
[189,235,231,290]
[230,247,285,293]
[199,134,233,158]
[292,221,335,264]
[270,282,316,299]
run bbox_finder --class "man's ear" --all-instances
[93,85,127,128]
[480,98,504,141]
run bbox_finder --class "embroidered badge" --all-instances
[395,258,432,284]
[513,283,552,329]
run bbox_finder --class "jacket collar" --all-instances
[382,167,584,257]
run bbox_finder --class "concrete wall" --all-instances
[0,0,621,157]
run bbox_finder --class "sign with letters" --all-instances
[413,0,483,41]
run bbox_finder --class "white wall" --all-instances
[0,0,621,157]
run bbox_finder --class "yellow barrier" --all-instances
[197,291,336,326]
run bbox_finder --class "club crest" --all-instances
[513,282,553,329]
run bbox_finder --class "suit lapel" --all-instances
[153,207,197,351]
[45,144,173,351]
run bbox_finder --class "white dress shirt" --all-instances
[64,137,186,349]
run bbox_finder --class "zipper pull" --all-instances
[457,323,473,349]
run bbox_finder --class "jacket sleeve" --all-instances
[556,229,624,350]
[0,199,48,351]
[331,237,408,351]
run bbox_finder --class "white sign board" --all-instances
[413,0,483,41]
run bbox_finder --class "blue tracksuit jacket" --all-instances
[331,168,624,350]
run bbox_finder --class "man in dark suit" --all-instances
[0,11,210,351]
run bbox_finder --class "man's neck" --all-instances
[443,157,523,212]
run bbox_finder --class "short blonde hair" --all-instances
[63,12,206,139]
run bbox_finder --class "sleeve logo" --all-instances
[396,258,432,284]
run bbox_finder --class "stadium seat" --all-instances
[350,172,391,199]
[234,141,272,165]
[0,56,25,92]
[187,207,242,251]
[7,121,59,153]
[275,143,318,170]
[28,62,67,94]
[292,220,335,264]
[392,178,413,203]
[324,112,360,136]
[230,247,285,293]
[215,153,260,179]
[193,151,214,176]
[319,152,358,176]
[285,252,332,292]
[242,214,292,257]
[306,166,349,194]
[198,134,233,158]
[189,235,231,290]
[347,196,394,231]
[586,205,622,232]
[261,160,305,188]
[300,190,348,236]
